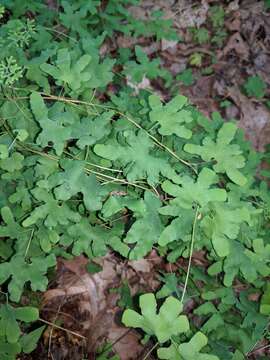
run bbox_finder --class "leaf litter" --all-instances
[39,253,162,359]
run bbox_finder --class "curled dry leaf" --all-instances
[182,75,219,117]
[42,253,163,357]
[228,86,270,151]
[219,32,249,61]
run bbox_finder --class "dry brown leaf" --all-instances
[42,253,163,357]
[173,0,209,29]
[116,36,138,49]
[161,39,178,52]
[220,33,249,61]
[228,86,270,151]
[108,322,154,360]
[181,75,219,117]
[227,0,240,12]
[225,11,241,32]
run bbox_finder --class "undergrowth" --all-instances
[0,1,269,359]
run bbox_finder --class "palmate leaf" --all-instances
[149,95,193,139]
[201,313,224,335]
[194,302,226,335]
[103,192,164,259]
[195,302,248,353]
[30,92,72,155]
[236,292,268,343]
[203,323,251,355]
[124,45,166,83]
[0,304,43,360]
[34,156,59,180]
[0,254,56,302]
[0,207,32,258]
[0,304,38,344]
[1,100,39,142]
[71,110,114,149]
[0,152,24,172]
[201,203,250,257]
[40,48,92,92]
[222,240,270,287]
[87,57,115,89]
[161,168,227,210]
[122,293,189,343]
[60,1,100,34]
[158,208,194,246]
[101,194,142,218]
[36,227,60,253]
[22,187,81,228]
[184,123,247,186]
[26,61,51,93]
[94,129,180,186]
[0,207,26,240]
[101,193,163,258]
[81,36,115,88]
[156,273,179,299]
[59,2,88,34]
[67,218,127,258]
[48,159,108,211]
[158,332,219,360]
[9,181,32,211]
[245,238,270,278]
[124,191,163,259]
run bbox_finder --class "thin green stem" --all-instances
[63,150,122,173]
[180,206,199,304]
[116,111,198,174]
[41,26,78,43]
[24,228,35,259]
[84,145,90,161]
